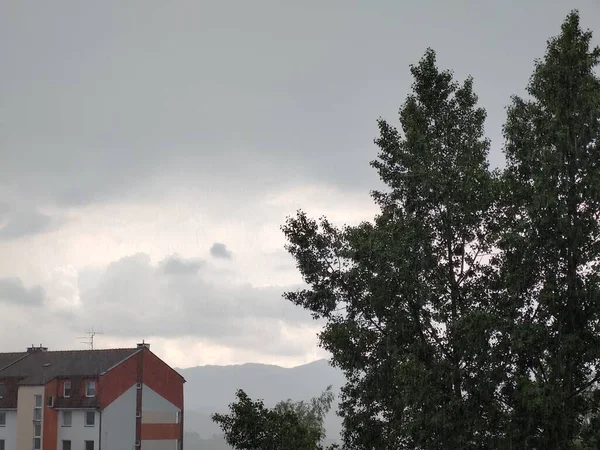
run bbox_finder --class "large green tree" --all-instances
[212,387,337,450]
[282,49,501,449]
[282,10,600,449]
[499,11,600,449]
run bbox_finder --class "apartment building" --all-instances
[0,343,185,450]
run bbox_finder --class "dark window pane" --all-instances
[64,381,71,398]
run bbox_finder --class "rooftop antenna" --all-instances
[78,327,104,350]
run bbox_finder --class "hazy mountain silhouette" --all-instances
[179,359,345,448]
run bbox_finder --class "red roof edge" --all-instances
[99,348,144,376]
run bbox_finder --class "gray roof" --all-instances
[0,348,140,385]
[0,352,27,370]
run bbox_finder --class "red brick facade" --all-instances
[43,378,59,450]
[141,349,184,409]
[140,423,181,440]
[98,352,138,408]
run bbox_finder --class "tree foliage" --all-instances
[282,10,600,450]
[212,386,337,450]
[499,11,600,449]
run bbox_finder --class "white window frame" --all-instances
[33,395,42,423]
[62,440,71,450]
[62,410,72,427]
[63,380,71,398]
[85,381,96,397]
[84,440,94,450]
[33,421,41,449]
[84,411,95,427]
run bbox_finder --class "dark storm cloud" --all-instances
[2,0,594,213]
[0,210,53,240]
[0,277,45,305]
[210,243,232,260]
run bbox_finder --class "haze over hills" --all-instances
[178,359,346,449]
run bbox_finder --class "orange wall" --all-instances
[43,379,59,450]
[141,349,184,410]
[140,423,180,440]
[99,352,139,408]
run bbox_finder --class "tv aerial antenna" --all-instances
[79,327,104,350]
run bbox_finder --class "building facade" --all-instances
[0,344,184,450]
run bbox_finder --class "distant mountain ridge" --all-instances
[178,358,345,448]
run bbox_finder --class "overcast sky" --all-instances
[1,0,598,369]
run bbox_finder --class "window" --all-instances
[85,411,95,426]
[33,420,41,449]
[34,394,42,422]
[85,441,94,450]
[62,440,71,450]
[0,412,5,426]
[0,439,4,450]
[0,383,4,398]
[47,395,54,407]
[85,381,96,397]
[62,411,72,427]
[63,381,71,398]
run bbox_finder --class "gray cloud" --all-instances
[1,0,594,213]
[210,243,232,260]
[0,210,53,240]
[1,0,598,364]
[266,249,298,272]
[72,253,315,356]
[159,254,204,275]
[0,277,45,306]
